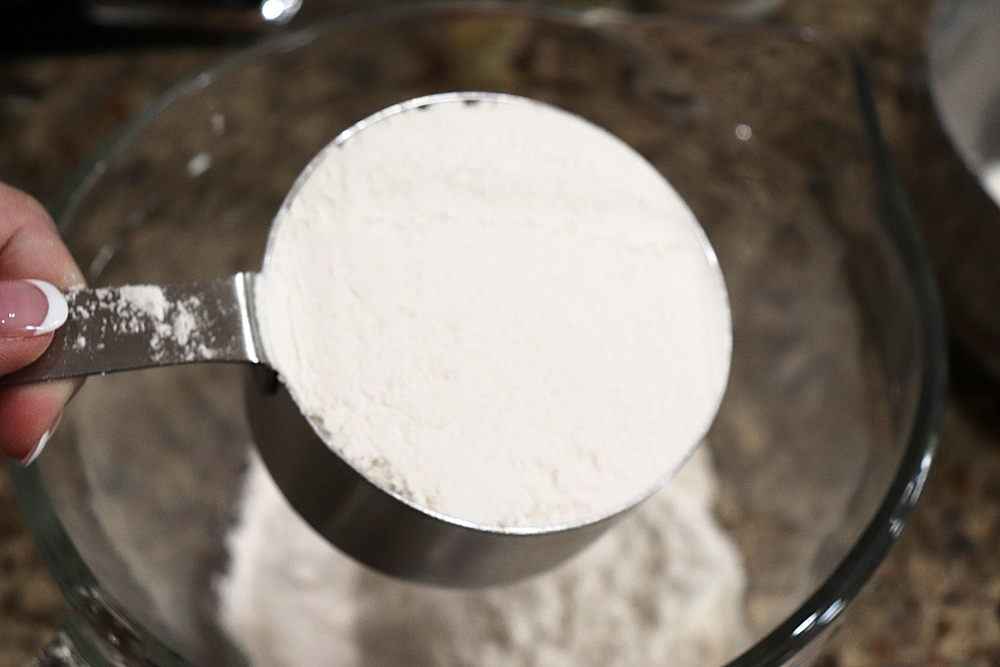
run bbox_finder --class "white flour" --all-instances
[70,284,212,361]
[255,94,731,527]
[217,446,749,667]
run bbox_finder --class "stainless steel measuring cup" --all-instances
[2,270,620,587]
[2,92,676,588]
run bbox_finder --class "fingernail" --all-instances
[21,410,62,467]
[0,279,68,337]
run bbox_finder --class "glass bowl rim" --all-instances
[9,4,948,666]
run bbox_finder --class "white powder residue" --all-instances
[119,285,170,322]
[171,297,200,347]
[217,446,748,667]
[255,95,732,528]
[71,285,211,363]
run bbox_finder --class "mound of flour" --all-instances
[254,94,731,527]
[217,445,749,667]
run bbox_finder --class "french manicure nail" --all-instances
[21,409,62,467]
[0,279,68,338]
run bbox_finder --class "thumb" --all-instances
[0,279,69,376]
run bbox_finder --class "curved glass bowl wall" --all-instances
[9,5,946,667]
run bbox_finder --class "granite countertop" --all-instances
[3,0,1000,665]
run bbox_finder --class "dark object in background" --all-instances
[0,0,300,54]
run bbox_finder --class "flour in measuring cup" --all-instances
[254,95,732,528]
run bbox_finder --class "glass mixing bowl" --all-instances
[9,4,946,667]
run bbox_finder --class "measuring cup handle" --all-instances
[0,272,264,385]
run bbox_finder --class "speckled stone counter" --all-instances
[2,1,999,665]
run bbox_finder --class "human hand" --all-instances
[0,182,85,465]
